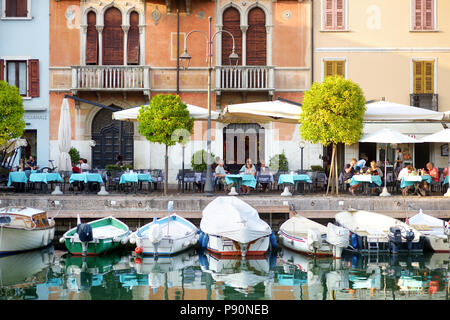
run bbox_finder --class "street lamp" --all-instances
[180,16,239,196]
[298,140,306,194]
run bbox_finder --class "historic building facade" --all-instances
[314,0,450,170]
[0,0,50,168]
[49,0,322,182]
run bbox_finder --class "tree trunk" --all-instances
[334,144,339,195]
[326,145,335,196]
[164,144,168,196]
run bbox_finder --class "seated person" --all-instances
[257,160,271,192]
[366,160,383,195]
[78,158,91,171]
[215,160,230,191]
[355,154,368,170]
[343,158,357,195]
[422,162,439,195]
[398,165,414,196]
[240,158,256,194]
[25,156,37,170]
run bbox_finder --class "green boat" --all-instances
[60,216,130,256]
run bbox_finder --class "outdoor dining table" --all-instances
[28,172,64,193]
[278,174,312,194]
[119,173,153,193]
[444,176,449,185]
[225,174,257,193]
[400,175,432,196]
[349,174,383,194]
[7,171,29,187]
[69,173,105,185]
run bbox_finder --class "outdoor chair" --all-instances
[150,169,163,191]
[107,170,122,192]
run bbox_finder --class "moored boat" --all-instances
[199,196,276,257]
[129,213,199,256]
[60,215,130,256]
[335,209,425,254]
[0,206,55,255]
[408,209,450,253]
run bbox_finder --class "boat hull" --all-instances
[0,226,55,255]
[204,233,270,257]
[424,235,449,253]
[64,239,124,256]
[279,230,332,256]
[138,232,198,256]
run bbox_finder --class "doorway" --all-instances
[414,142,430,169]
[359,142,377,164]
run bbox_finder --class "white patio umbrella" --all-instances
[359,128,421,197]
[364,101,444,121]
[420,129,450,197]
[112,104,220,121]
[53,98,72,195]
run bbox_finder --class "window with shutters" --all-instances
[222,7,242,66]
[3,0,29,18]
[322,0,346,30]
[412,0,435,31]
[323,59,346,79]
[85,11,98,65]
[2,59,39,97]
[247,7,266,66]
[127,11,140,65]
[103,7,124,65]
[413,60,434,94]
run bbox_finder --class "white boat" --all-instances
[199,196,275,257]
[129,214,199,256]
[0,246,54,288]
[408,209,450,253]
[335,209,425,254]
[279,215,348,258]
[0,207,55,254]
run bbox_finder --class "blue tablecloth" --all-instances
[400,175,432,188]
[7,172,28,187]
[445,176,449,185]
[225,174,257,189]
[350,175,382,187]
[69,173,104,185]
[29,173,63,184]
[119,173,153,184]
[278,174,312,185]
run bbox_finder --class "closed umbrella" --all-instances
[58,98,72,171]
[420,129,450,197]
[359,128,421,197]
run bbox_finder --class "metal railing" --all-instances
[216,66,274,91]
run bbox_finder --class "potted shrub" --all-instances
[269,151,289,172]
[191,149,215,172]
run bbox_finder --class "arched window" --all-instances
[127,11,140,65]
[103,7,124,65]
[246,7,266,66]
[222,7,242,66]
[85,11,98,65]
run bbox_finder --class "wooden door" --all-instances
[246,7,266,66]
[222,7,242,66]
[103,7,124,65]
[127,11,140,65]
[86,11,98,65]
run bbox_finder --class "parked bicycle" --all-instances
[40,160,58,173]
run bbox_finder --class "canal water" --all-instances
[0,246,448,300]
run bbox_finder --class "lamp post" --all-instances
[298,140,306,194]
[180,16,239,196]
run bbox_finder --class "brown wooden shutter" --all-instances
[247,7,266,66]
[324,61,334,77]
[5,0,15,17]
[103,7,124,65]
[85,11,98,65]
[414,0,423,30]
[127,11,140,65]
[324,0,334,29]
[222,7,242,66]
[0,60,4,81]
[413,61,423,94]
[424,0,434,30]
[28,59,39,98]
[16,0,28,17]
[336,60,345,77]
[424,61,434,94]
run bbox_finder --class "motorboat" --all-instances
[60,215,130,256]
[0,206,55,255]
[199,196,276,257]
[408,209,450,253]
[129,214,199,256]
[278,215,348,258]
[335,209,425,254]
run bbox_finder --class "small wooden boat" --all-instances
[60,215,130,256]
[199,196,276,257]
[335,209,425,254]
[129,214,199,256]
[0,207,55,255]
[408,209,450,253]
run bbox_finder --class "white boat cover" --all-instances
[200,196,272,243]
[408,210,448,239]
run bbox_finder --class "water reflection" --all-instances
[0,246,448,300]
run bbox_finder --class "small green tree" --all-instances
[0,81,25,147]
[299,76,366,195]
[137,94,194,195]
[269,151,289,172]
[69,147,80,166]
[191,149,215,172]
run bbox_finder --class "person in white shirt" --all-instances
[355,154,368,169]
[78,158,91,171]
[398,165,413,196]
